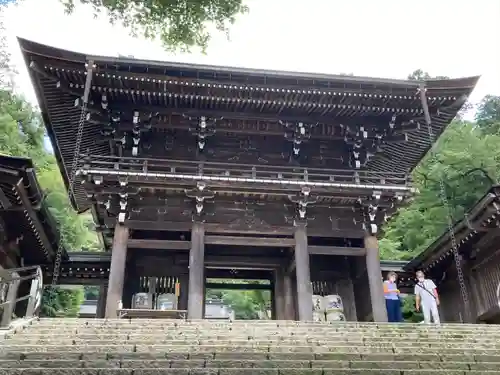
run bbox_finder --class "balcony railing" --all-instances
[0,265,43,329]
[78,154,414,193]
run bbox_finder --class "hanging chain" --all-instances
[419,85,470,321]
[51,61,94,286]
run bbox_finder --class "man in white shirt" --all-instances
[414,271,441,324]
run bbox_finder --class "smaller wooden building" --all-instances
[405,185,500,324]
[0,155,64,270]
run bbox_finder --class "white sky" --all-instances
[3,0,500,110]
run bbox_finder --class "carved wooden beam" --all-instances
[206,268,272,280]
[102,217,365,238]
[126,236,365,254]
[128,239,191,250]
[205,235,292,247]
[205,282,272,291]
[203,255,283,270]
[88,110,419,141]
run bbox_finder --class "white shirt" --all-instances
[414,279,437,306]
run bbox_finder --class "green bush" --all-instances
[40,286,84,317]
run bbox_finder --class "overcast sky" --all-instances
[3,0,500,111]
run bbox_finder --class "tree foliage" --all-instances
[476,95,500,135]
[0,89,100,251]
[380,72,500,260]
[61,0,249,52]
[40,286,85,317]
[206,280,271,320]
[402,295,423,323]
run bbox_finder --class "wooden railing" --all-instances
[78,154,413,192]
[0,265,43,328]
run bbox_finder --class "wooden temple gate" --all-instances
[16,38,478,322]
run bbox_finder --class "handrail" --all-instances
[0,265,43,329]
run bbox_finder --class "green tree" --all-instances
[476,95,500,135]
[206,280,271,320]
[401,295,423,323]
[61,0,249,52]
[407,69,449,81]
[381,120,500,259]
[41,286,85,317]
[380,92,500,260]
[84,285,100,300]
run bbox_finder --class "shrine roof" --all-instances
[18,38,479,212]
[405,185,500,273]
[0,154,67,265]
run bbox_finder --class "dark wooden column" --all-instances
[274,268,286,320]
[270,278,276,320]
[283,271,295,320]
[294,223,312,321]
[105,225,129,318]
[96,284,107,318]
[188,221,205,319]
[364,235,388,322]
[122,262,137,309]
[178,273,189,312]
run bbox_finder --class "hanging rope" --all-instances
[419,84,470,323]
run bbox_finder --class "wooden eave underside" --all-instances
[19,38,479,212]
[0,155,64,263]
[405,185,500,273]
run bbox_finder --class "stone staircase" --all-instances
[1,319,500,374]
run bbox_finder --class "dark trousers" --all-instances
[385,299,403,322]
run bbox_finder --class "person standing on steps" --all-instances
[383,272,403,322]
[414,270,441,324]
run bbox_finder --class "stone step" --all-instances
[2,351,498,363]
[20,324,497,331]
[32,319,500,327]
[0,368,498,374]
[23,323,500,330]
[2,339,498,350]
[21,326,500,338]
[25,325,500,334]
[6,338,497,347]
[5,330,500,343]
[29,320,500,331]
[1,345,499,359]
[4,319,499,375]
[0,358,499,370]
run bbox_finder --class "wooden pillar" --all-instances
[178,273,189,312]
[283,272,295,320]
[294,224,312,321]
[270,279,276,320]
[188,222,205,320]
[105,225,129,318]
[96,284,107,318]
[274,268,286,320]
[364,235,388,322]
